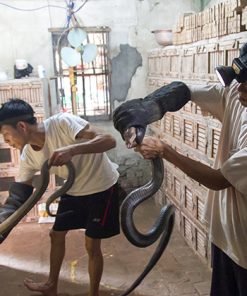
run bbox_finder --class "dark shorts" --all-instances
[210,244,247,296]
[53,183,120,239]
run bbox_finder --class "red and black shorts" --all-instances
[53,183,120,239]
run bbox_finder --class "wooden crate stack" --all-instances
[243,5,247,28]
[173,0,247,45]
[148,33,247,87]
[0,78,56,223]
[148,27,246,264]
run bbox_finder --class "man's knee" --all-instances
[85,237,101,257]
[49,229,67,243]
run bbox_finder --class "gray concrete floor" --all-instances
[0,200,211,296]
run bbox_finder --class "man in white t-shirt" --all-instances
[0,98,120,296]
[113,80,247,295]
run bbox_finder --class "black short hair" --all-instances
[0,98,37,128]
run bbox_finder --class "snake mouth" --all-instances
[123,127,137,147]
[123,126,146,148]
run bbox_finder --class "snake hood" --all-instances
[113,81,191,139]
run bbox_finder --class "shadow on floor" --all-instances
[0,264,152,296]
[0,199,211,296]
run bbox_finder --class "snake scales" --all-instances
[120,128,175,296]
[0,153,174,296]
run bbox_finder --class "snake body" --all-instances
[0,148,174,296]
[0,160,75,239]
[120,157,175,296]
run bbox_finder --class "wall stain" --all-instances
[111,44,142,104]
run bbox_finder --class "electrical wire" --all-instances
[0,2,66,11]
[47,0,53,27]
[74,0,89,13]
[0,0,89,19]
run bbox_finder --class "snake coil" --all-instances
[120,148,175,296]
[0,160,75,239]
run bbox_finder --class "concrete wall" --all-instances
[205,0,226,7]
[0,0,200,101]
[201,0,212,8]
[0,0,201,190]
[96,121,153,191]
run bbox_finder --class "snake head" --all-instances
[123,126,146,148]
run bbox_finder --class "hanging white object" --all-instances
[15,59,28,70]
[59,25,97,66]
[82,44,97,63]
[0,70,7,81]
[37,65,46,78]
[67,28,87,48]
[61,47,81,67]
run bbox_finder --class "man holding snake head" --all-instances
[113,43,247,296]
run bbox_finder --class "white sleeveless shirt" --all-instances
[19,113,119,196]
[190,81,247,269]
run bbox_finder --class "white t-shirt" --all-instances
[19,113,119,196]
[190,81,247,269]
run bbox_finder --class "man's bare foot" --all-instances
[23,278,57,296]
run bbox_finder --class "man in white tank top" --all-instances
[0,99,120,296]
[113,79,247,295]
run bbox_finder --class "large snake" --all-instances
[0,160,75,240]
[120,128,175,296]
[0,141,174,296]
